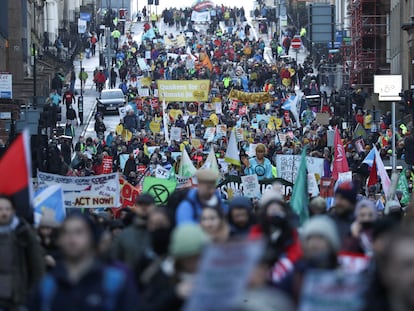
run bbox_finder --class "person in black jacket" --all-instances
[94,116,107,140]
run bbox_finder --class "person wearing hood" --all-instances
[228,196,255,237]
[249,189,302,286]
[330,181,357,246]
[343,199,377,255]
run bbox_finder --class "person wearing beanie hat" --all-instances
[228,196,255,237]
[281,216,340,300]
[29,213,139,311]
[169,223,209,258]
[308,196,327,216]
[37,209,60,270]
[331,181,357,245]
[302,216,341,253]
[243,143,273,181]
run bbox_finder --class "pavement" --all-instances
[65,48,101,141]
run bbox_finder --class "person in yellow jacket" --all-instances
[364,110,372,130]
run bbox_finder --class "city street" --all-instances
[81,19,311,141]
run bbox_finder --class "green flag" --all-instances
[397,170,410,205]
[178,148,197,177]
[168,167,176,181]
[290,147,309,225]
[143,177,177,206]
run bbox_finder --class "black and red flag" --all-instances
[0,131,33,222]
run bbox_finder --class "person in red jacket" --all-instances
[249,189,302,285]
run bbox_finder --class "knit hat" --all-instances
[355,199,377,218]
[259,188,284,209]
[196,168,219,184]
[229,196,253,211]
[335,181,357,205]
[301,216,341,252]
[169,224,209,258]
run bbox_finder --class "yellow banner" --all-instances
[228,89,274,103]
[157,80,210,102]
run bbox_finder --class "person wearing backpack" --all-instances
[28,213,138,311]
[175,169,223,226]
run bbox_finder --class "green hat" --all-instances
[169,224,209,258]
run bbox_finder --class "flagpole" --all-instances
[392,101,396,174]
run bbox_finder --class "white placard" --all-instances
[241,174,260,198]
[170,127,182,142]
[276,155,324,183]
[155,165,170,179]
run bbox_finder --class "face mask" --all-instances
[307,251,337,269]
[360,221,374,230]
[263,215,291,244]
[150,227,171,256]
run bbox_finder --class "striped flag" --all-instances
[0,130,33,222]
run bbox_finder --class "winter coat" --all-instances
[28,261,138,311]
[110,221,151,272]
[0,217,45,309]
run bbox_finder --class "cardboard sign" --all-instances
[307,173,320,197]
[216,124,227,138]
[315,112,330,125]
[276,155,324,183]
[204,127,216,142]
[149,121,161,134]
[215,102,223,114]
[170,127,182,142]
[102,156,113,174]
[320,177,335,198]
[299,270,365,311]
[155,165,170,179]
[183,240,264,311]
[241,174,260,198]
[203,119,215,128]
[191,138,201,148]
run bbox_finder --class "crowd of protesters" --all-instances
[3,3,414,311]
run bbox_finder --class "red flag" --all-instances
[367,158,378,187]
[332,127,349,180]
[0,130,33,222]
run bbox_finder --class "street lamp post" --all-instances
[78,53,84,125]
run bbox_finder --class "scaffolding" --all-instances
[348,0,388,89]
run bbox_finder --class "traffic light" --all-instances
[155,0,159,5]
[399,90,412,113]
[148,0,153,5]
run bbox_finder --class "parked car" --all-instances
[97,89,126,114]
